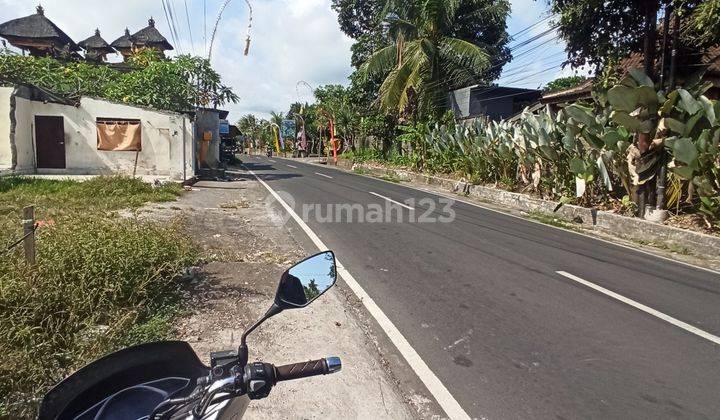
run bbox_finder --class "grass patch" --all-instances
[527,211,580,231]
[375,173,402,183]
[353,167,368,175]
[0,176,196,418]
[633,238,692,255]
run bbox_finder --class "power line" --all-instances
[161,0,181,55]
[508,14,555,40]
[204,0,208,56]
[167,0,185,54]
[184,0,195,55]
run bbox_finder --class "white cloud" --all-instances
[0,0,354,121]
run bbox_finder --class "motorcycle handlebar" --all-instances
[273,357,342,382]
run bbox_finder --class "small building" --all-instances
[0,84,194,181]
[194,108,228,171]
[449,85,542,122]
[540,79,594,111]
[130,18,174,57]
[111,29,134,61]
[0,5,80,58]
[78,29,115,62]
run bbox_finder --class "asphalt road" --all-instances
[242,154,720,420]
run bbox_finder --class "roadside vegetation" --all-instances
[0,49,238,111]
[237,1,720,234]
[0,177,198,417]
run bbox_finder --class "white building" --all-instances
[0,84,195,181]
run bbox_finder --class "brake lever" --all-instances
[193,376,241,418]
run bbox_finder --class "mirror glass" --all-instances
[277,251,337,308]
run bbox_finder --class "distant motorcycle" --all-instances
[266,149,273,157]
[39,252,341,420]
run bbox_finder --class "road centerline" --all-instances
[369,192,415,210]
[315,172,333,179]
[286,164,298,168]
[557,271,720,345]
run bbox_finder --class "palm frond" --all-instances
[360,44,399,78]
[439,37,490,72]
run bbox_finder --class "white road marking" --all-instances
[557,271,720,346]
[246,167,471,420]
[286,164,298,169]
[268,159,276,163]
[369,192,415,210]
[315,172,333,179]
[307,161,720,275]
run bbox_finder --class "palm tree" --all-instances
[361,0,492,120]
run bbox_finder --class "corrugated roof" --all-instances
[541,79,593,102]
[131,18,173,51]
[0,6,79,51]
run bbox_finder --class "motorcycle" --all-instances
[266,149,273,158]
[39,251,341,420]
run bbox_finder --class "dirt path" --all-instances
[139,170,415,419]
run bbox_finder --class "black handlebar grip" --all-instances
[274,359,329,382]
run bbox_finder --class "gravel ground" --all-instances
[138,169,415,419]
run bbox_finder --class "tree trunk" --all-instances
[642,0,660,79]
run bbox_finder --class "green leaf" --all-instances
[663,118,686,134]
[699,96,717,126]
[602,129,622,150]
[670,137,698,167]
[659,91,679,116]
[569,157,587,175]
[611,111,642,132]
[636,86,659,108]
[671,166,695,180]
[628,68,654,88]
[565,104,597,127]
[677,89,702,115]
[607,85,637,112]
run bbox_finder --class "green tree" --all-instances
[0,49,238,112]
[359,0,498,119]
[314,84,362,151]
[543,75,588,93]
[547,0,714,75]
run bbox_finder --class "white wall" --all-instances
[2,92,194,180]
[0,87,13,169]
[13,96,37,173]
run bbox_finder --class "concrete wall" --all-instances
[0,87,13,170]
[1,89,194,180]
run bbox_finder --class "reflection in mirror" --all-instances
[277,251,337,308]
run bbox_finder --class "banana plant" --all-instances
[663,85,720,222]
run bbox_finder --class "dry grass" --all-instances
[0,176,197,418]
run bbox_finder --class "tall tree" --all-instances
[360,0,500,119]
[334,0,511,79]
[548,0,714,76]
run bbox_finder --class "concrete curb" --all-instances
[327,158,720,258]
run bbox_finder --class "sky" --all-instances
[0,0,585,121]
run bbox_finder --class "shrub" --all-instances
[0,216,198,417]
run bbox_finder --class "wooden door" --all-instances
[35,116,66,169]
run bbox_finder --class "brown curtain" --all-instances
[97,120,141,151]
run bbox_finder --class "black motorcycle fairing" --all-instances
[76,378,190,420]
[39,341,210,420]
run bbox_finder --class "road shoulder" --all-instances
[138,169,417,419]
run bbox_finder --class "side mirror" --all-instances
[276,251,337,308]
[238,251,337,367]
